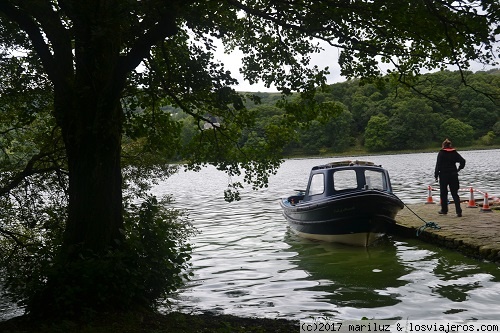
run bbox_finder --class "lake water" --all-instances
[1,150,499,321]
[154,150,500,321]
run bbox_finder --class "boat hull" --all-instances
[281,191,403,246]
[290,229,384,247]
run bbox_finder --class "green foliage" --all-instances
[480,131,496,145]
[1,194,195,318]
[0,177,67,314]
[439,118,475,147]
[299,120,330,154]
[387,99,440,150]
[121,195,196,308]
[364,114,391,152]
[267,71,498,154]
[293,101,354,154]
[233,70,499,154]
[493,121,500,136]
[324,106,354,152]
[0,0,499,319]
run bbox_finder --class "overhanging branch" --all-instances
[0,150,64,197]
[0,1,57,80]
[120,12,179,74]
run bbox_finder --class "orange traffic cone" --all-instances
[481,193,492,212]
[425,185,435,204]
[467,187,477,208]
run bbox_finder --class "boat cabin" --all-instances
[302,161,393,202]
[281,160,403,246]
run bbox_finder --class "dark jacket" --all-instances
[434,148,466,179]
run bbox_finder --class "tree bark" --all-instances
[52,2,131,258]
[54,32,127,257]
[61,98,125,257]
[1,1,181,315]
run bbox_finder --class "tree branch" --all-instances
[0,149,64,197]
[21,0,74,85]
[120,12,179,74]
[0,226,27,247]
[0,1,57,80]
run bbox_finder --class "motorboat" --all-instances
[280,160,403,246]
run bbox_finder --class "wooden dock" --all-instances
[391,201,500,263]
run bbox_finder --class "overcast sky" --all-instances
[214,40,343,92]
[215,40,499,93]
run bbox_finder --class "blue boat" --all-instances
[280,161,403,246]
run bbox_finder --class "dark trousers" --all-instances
[439,173,462,214]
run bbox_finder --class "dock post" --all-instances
[481,192,492,212]
[425,185,435,204]
[467,187,477,208]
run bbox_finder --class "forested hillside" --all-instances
[260,69,498,155]
[293,69,498,154]
[173,69,499,156]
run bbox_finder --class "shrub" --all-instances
[479,131,496,146]
[1,194,196,318]
[122,195,196,308]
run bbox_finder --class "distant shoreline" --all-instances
[283,145,500,160]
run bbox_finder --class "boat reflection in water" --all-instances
[280,161,404,246]
[283,231,408,310]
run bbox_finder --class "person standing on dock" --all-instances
[434,139,466,217]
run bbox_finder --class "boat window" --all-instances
[308,173,324,196]
[365,170,385,190]
[333,170,358,191]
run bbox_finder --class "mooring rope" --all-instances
[416,220,441,236]
[393,194,441,236]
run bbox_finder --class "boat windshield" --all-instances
[333,170,357,191]
[332,169,386,191]
[309,173,325,196]
[365,170,385,190]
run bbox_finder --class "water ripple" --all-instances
[3,151,499,321]
[153,150,500,321]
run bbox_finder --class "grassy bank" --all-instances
[0,310,300,333]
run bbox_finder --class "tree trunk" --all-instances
[11,1,181,317]
[59,90,125,258]
[26,84,128,316]
[54,11,128,257]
